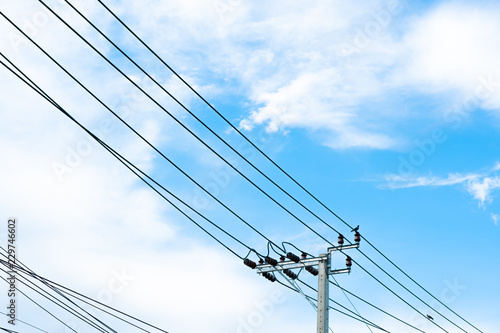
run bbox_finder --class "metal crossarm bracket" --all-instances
[328,243,359,254]
[256,257,321,273]
[330,268,351,275]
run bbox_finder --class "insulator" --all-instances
[346,256,352,267]
[286,252,300,263]
[301,252,307,259]
[305,265,319,276]
[284,269,298,280]
[338,234,344,245]
[265,256,278,266]
[262,272,276,282]
[354,231,361,243]
[258,259,264,265]
[280,256,285,262]
[243,258,257,269]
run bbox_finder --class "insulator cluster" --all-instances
[283,269,298,280]
[243,258,257,269]
[262,272,276,282]
[305,265,318,276]
[265,256,278,266]
[286,252,300,263]
[346,256,352,268]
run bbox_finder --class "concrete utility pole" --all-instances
[254,239,360,332]
[317,254,330,333]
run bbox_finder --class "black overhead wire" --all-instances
[275,277,389,332]
[0,263,102,332]
[0,248,154,333]
[1,8,464,333]
[0,9,283,256]
[0,52,248,265]
[95,2,483,333]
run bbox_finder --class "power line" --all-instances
[94,2,483,332]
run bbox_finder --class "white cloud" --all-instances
[401,4,500,106]
[492,213,499,226]
[233,1,500,149]
[465,176,500,206]
[383,163,500,206]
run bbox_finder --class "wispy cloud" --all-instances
[383,163,500,206]
[491,213,499,226]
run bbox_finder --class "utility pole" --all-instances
[248,232,361,332]
[317,253,329,333]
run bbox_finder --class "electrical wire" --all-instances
[94,2,483,332]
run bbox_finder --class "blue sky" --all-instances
[0,0,499,332]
